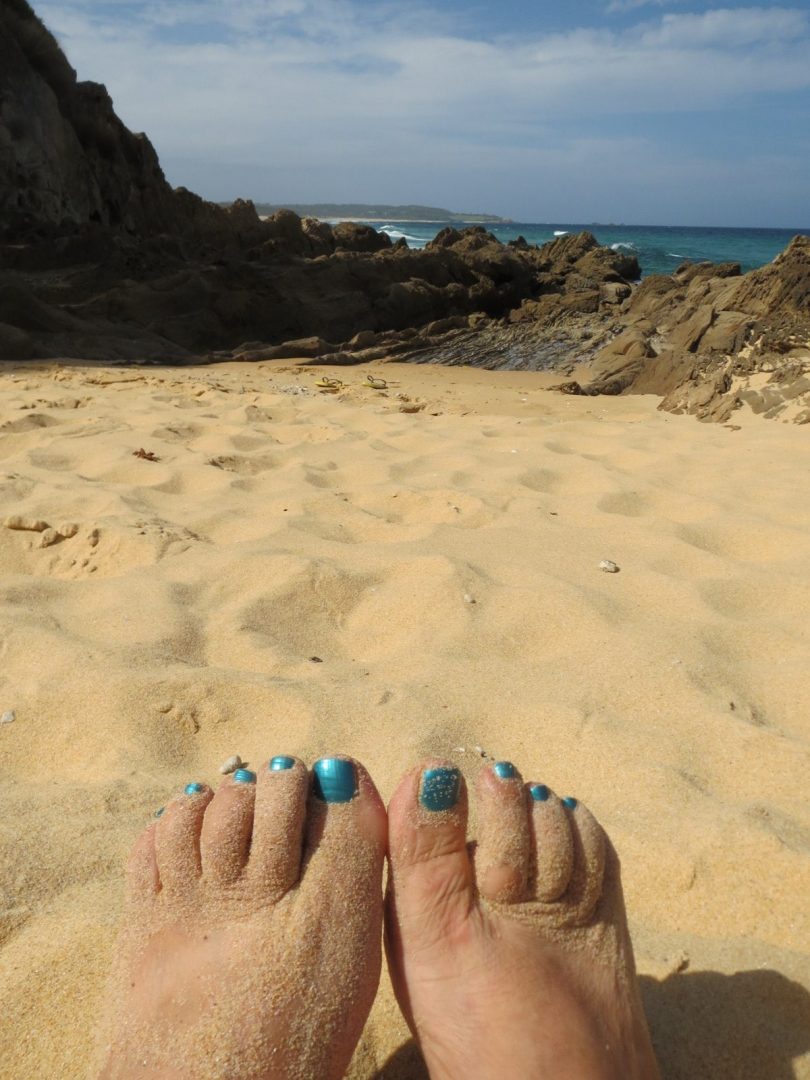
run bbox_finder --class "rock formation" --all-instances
[2,0,808,423]
[561,236,810,423]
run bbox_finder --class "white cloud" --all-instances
[32,1,810,221]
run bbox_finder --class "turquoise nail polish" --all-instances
[154,806,165,818]
[233,768,256,784]
[184,782,204,795]
[563,796,578,810]
[493,761,516,779]
[269,756,295,771]
[313,758,357,803]
[420,767,461,811]
[530,784,550,802]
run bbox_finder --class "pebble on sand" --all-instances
[219,754,243,775]
[1,710,15,724]
[599,559,620,573]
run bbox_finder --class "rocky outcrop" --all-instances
[562,237,810,423]
[0,4,640,364]
[0,0,260,246]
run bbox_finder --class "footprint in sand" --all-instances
[596,491,649,517]
[207,454,279,475]
[1,413,63,433]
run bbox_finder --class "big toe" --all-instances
[299,756,387,911]
[385,759,475,953]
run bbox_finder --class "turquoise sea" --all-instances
[362,221,809,278]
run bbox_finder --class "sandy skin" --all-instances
[99,757,659,1079]
[98,757,387,1080]
[386,760,661,1079]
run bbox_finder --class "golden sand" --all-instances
[0,359,808,1078]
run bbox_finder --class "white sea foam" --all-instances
[553,230,568,236]
[378,225,426,245]
[611,242,636,251]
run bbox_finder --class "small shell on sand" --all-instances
[463,593,476,604]
[1,710,15,724]
[599,559,620,573]
[219,754,243,775]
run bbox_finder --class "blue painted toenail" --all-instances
[420,767,460,811]
[563,796,578,810]
[154,806,165,818]
[233,768,256,784]
[313,758,357,803]
[493,761,516,779]
[269,756,295,771]
[530,784,550,802]
[184,782,204,795]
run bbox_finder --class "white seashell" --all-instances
[1,710,15,724]
[463,593,476,604]
[473,745,486,757]
[599,560,620,573]
[219,754,243,775]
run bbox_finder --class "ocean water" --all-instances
[366,221,809,277]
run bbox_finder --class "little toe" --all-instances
[474,761,531,904]
[125,823,160,904]
[386,759,474,951]
[527,783,575,901]
[563,797,608,922]
[154,782,213,896]
[200,770,258,887]
[247,755,309,896]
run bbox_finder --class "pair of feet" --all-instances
[99,756,660,1079]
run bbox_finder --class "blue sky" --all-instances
[37,0,810,226]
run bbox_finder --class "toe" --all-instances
[386,759,474,951]
[125,823,160,903]
[474,762,531,903]
[563,797,607,922]
[247,755,309,896]
[154,782,213,896]
[199,770,258,886]
[527,783,575,901]
[301,756,387,887]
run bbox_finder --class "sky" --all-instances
[36,0,810,226]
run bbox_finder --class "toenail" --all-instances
[269,755,295,771]
[184,782,205,795]
[493,761,517,779]
[233,768,257,784]
[562,796,578,809]
[420,767,461,811]
[313,758,357,803]
[154,806,165,818]
[530,784,550,802]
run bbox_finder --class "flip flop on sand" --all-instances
[315,377,343,390]
[365,375,387,389]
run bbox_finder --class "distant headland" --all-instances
[242,203,512,224]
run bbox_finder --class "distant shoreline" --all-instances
[233,202,511,224]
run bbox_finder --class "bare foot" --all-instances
[385,760,660,1079]
[98,756,386,1079]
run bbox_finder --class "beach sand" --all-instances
[0,358,808,1078]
